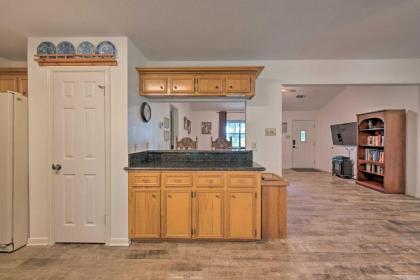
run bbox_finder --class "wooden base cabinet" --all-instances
[162,190,192,238]
[194,190,224,239]
[129,188,160,238]
[128,171,261,241]
[226,190,257,239]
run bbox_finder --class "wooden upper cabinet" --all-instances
[137,66,264,99]
[196,75,224,94]
[0,76,18,92]
[141,75,168,94]
[0,68,28,95]
[18,77,28,95]
[226,75,252,94]
[169,75,195,94]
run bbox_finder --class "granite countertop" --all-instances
[124,150,266,171]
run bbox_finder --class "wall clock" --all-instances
[140,102,151,122]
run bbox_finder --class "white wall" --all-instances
[27,37,130,246]
[282,111,318,169]
[0,57,27,67]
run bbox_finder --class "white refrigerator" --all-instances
[0,91,28,252]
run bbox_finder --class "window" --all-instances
[226,120,246,149]
[300,130,307,143]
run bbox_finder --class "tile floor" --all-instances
[1,170,420,279]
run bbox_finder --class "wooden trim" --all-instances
[137,66,264,77]
[0,67,27,74]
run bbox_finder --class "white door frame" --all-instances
[47,67,111,245]
[291,119,316,168]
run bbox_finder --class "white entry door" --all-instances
[53,71,106,243]
[292,120,316,168]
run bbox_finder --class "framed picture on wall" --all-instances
[187,119,191,134]
[164,130,169,141]
[201,122,212,134]
[164,117,169,129]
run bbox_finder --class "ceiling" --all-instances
[190,102,245,112]
[1,0,420,61]
[282,86,345,111]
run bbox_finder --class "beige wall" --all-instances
[0,57,27,67]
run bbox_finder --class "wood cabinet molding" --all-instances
[137,66,264,99]
[0,68,28,95]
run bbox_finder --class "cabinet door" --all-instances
[141,75,168,94]
[18,77,28,95]
[194,190,224,238]
[226,190,256,239]
[162,190,192,238]
[197,75,224,94]
[129,189,160,238]
[0,76,18,92]
[226,75,251,93]
[169,75,195,94]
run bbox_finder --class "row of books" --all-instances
[364,163,384,175]
[364,149,384,162]
[366,135,385,146]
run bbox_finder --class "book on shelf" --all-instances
[364,149,384,163]
[364,163,384,175]
[366,135,384,146]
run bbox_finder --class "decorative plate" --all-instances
[96,41,116,56]
[56,41,75,54]
[37,41,56,55]
[77,41,95,55]
[140,102,151,123]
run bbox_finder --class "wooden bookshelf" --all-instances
[356,110,406,194]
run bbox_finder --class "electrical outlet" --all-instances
[265,128,277,136]
[251,142,257,150]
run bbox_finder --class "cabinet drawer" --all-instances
[226,74,251,93]
[162,173,193,187]
[129,172,161,187]
[227,173,259,188]
[195,173,225,188]
[141,75,168,94]
[197,75,224,94]
[169,75,195,94]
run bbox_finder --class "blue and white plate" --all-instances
[57,41,75,54]
[96,41,116,56]
[37,41,56,55]
[77,41,95,55]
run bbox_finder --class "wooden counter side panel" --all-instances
[262,186,287,239]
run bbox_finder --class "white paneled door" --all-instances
[53,71,106,243]
[292,120,316,169]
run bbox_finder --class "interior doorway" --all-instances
[170,105,179,149]
[292,120,316,168]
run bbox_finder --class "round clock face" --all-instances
[140,102,151,122]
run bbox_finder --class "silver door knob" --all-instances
[52,164,62,171]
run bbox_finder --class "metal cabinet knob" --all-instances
[52,164,62,171]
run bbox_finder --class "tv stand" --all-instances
[332,156,353,179]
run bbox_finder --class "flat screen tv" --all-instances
[330,122,357,146]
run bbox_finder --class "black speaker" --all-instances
[332,156,354,179]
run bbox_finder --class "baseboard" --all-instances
[27,237,50,246]
[108,238,131,247]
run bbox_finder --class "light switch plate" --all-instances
[265,128,277,136]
